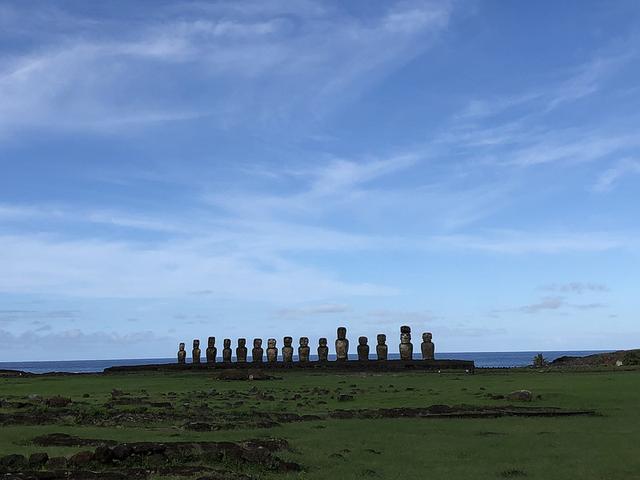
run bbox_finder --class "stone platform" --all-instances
[104,359,474,374]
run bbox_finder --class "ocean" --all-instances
[0,350,609,374]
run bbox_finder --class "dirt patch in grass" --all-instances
[328,405,597,419]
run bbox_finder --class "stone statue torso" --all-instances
[335,338,349,361]
[282,337,294,363]
[421,341,435,360]
[357,337,369,361]
[222,340,232,363]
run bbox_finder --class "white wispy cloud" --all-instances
[446,45,640,175]
[593,158,640,192]
[0,1,453,139]
[428,230,632,254]
[516,296,567,314]
[0,309,79,325]
[540,282,610,294]
[0,328,172,361]
[0,233,396,300]
[494,295,609,316]
[275,303,350,319]
[458,52,634,120]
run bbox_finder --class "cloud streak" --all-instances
[540,282,610,294]
[594,158,640,192]
[275,303,350,319]
[0,1,453,139]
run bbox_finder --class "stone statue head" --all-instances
[337,327,347,340]
[377,334,386,345]
[193,339,200,349]
[299,336,309,347]
[238,338,246,347]
[358,336,368,345]
[208,336,215,347]
[267,338,276,348]
[422,332,432,342]
[179,342,185,351]
[253,338,262,348]
[283,336,293,347]
[223,338,231,348]
[400,332,411,344]
[319,337,328,346]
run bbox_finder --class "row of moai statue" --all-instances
[177,326,435,364]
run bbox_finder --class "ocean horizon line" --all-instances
[0,350,614,374]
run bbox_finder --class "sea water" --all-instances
[0,350,610,374]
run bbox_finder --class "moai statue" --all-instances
[282,336,294,363]
[298,337,310,362]
[421,332,435,360]
[335,327,349,361]
[266,338,278,363]
[376,334,388,360]
[236,338,248,363]
[206,336,217,364]
[317,338,329,362]
[357,336,370,361]
[399,325,413,361]
[177,343,186,364]
[252,338,264,363]
[192,339,201,364]
[222,338,232,363]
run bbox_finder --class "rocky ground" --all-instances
[0,367,638,479]
[550,348,640,367]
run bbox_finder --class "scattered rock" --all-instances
[500,469,527,477]
[93,446,114,464]
[27,452,48,467]
[46,456,68,469]
[0,454,27,468]
[184,422,213,431]
[338,394,354,402]
[428,404,453,414]
[44,396,72,408]
[130,443,166,456]
[507,390,533,402]
[111,444,132,461]
[69,450,94,466]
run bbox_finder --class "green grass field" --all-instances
[1,368,639,479]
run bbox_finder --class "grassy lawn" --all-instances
[1,368,639,479]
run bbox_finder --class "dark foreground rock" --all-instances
[1,435,299,480]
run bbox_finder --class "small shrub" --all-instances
[532,353,547,368]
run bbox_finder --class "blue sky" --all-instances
[1,0,639,361]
